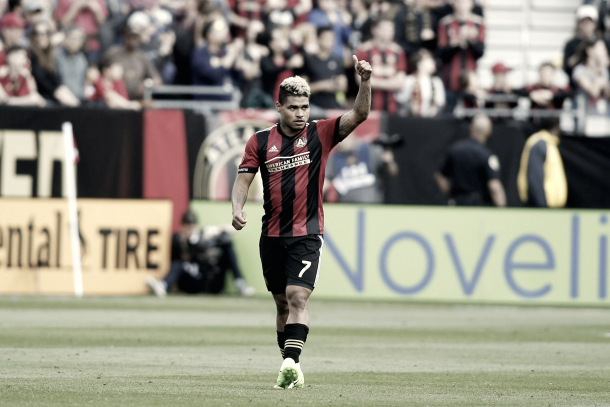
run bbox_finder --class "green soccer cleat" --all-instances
[273,358,298,389]
[292,362,304,389]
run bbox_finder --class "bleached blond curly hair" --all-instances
[278,76,311,105]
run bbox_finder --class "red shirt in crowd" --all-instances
[0,72,30,97]
[90,77,129,101]
[355,42,407,115]
[437,14,485,92]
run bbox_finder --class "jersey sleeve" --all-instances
[316,115,343,152]
[238,134,259,174]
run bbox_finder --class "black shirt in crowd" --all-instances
[301,53,343,109]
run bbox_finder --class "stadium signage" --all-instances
[0,199,171,295]
[320,208,608,304]
[0,130,71,198]
[192,202,610,305]
[193,119,276,200]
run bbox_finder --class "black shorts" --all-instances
[259,234,324,295]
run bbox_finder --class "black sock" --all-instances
[277,330,287,359]
[283,323,309,363]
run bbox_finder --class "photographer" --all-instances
[146,211,255,297]
[324,135,398,204]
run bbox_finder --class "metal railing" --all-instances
[143,84,241,111]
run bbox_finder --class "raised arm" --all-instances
[338,55,372,141]
[231,172,255,230]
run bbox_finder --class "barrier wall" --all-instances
[192,200,610,306]
[0,199,172,295]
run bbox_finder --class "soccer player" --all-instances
[231,55,372,389]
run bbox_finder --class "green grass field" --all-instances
[0,296,609,407]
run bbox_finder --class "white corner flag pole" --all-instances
[62,122,83,298]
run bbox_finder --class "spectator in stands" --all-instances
[434,114,506,207]
[260,27,303,102]
[89,57,142,109]
[355,18,406,115]
[395,48,445,117]
[572,38,610,133]
[290,21,319,54]
[394,0,437,55]
[29,21,80,106]
[23,0,47,30]
[265,0,294,31]
[455,69,482,110]
[228,0,266,36]
[300,26,346,110]
[308,0,351,60]
[192,0,232,48]
[484,62,517,111]
[348,0,373,50]
[0,12,28,65]
[170,0,199,86]
[437,0,485,106]
[191,19,242,100]
[325,136,398,204]
[572,39,610,136]
[55,25,88,101]
[145,210,255,297]
[262,0,310,32]
[515,62,570,113]
[517,117,567,208]
[563,4,601,86]
[104,26,162,100]
[0,45,46,106]
[234,20,271,108]
[54,0,108,60]
[126,11,176,83]
[290,22,318,54]
[100,0,172,56]
[434,0,484,21]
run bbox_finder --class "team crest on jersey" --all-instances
[294,135,307,148]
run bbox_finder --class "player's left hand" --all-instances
[353,55,372,82]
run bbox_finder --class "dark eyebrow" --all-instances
[288,104,309,108]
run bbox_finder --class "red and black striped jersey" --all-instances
[437,14,485,92]
[239,116,342,237]
[355,42,407,115]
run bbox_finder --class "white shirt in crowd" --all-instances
[395,74,446,117]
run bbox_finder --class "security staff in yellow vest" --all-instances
[517,117,568,208]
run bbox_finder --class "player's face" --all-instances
[276,96,310,133]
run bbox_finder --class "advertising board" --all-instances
[0,199,171,294]
[192,201,610,305]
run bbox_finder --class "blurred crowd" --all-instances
[0,0,607,117]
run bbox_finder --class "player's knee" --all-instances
[287,293,309,311]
